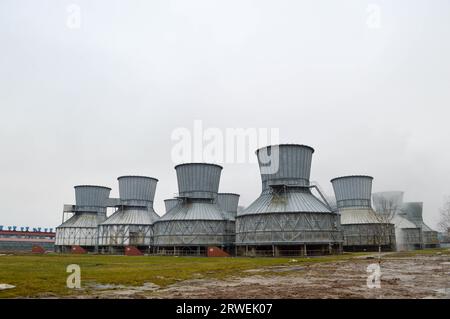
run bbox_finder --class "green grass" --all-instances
[385,247,450,258]
[0,253,367,298]
[1,249,446,298]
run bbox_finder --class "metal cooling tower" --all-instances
[372,191,404,214]
[235,144,343,257]
[217,193,240,221]
[55,185,111,252]
[402,202,439,248]
[164,198,180,213]
[331,175,396,251]
[98,176,159,253]
[217,193,240,247]
[372,191,422,251]
[153,163,232,256]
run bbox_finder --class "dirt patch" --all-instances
[80,282,160,298]
[67,252,449,299]
[149,253,450,299]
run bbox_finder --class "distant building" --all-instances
[0,227,55,252]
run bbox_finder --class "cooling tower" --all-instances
[373,191,422,251]
[98,176,159,253]
[164,198,180,213]
[235,144,343,257]
[372,191,404,214]
[217,193,240,221]
[55,185,111,252]
[402,202,439,248]
[330,175,395,251]
[153,163,233,256]
[217,193,240,247]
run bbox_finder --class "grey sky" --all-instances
[1,0,449,229]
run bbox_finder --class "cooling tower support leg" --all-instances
[272,245,280,257]
[303,244,307,256]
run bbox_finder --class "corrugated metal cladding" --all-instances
[101,209,158,225]
[98,175,160,248]
[175,163,222,199]
[153,163,234,250]
[236,144,342,252]
[339,209,381,225]
[402,202,423,221]
[164,199,180,213]
[159,200,227,221]
[100,175,159,225]
[58,213,106,228]
[401,202,439,247]
[331,175,373,209]
[257,144,314,190]
[118,176,158,202]
[56,185,111,249]
[239,188,331,216]
[74,185,111,208]
[372,191,404,213]
[217,193,240,213]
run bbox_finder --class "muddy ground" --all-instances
[85,253,450,299]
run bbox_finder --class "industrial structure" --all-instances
[164,198,180,213]
[217,193,240,247]
[98,176,160,254]
[402,202,439,248]
[51,144,443,256]
[0,227,55,252]
[235,144,343,256]
[153,163,233,256]
[330,175,396,251]
[55,185,110,252]
[372,191,422,251]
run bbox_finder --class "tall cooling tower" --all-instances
[331,175,395,251]
[235,144,343,257]
[55,185,111,252]
[373,191,422,251]
[98,176,159,253]
[153,163,233,256]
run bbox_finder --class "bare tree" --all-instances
[438,196,450,235]
[370,195,398,260]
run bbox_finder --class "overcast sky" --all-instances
[1,0,449,230]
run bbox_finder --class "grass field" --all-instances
[0,252,371,298]
[0,249,448,298]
